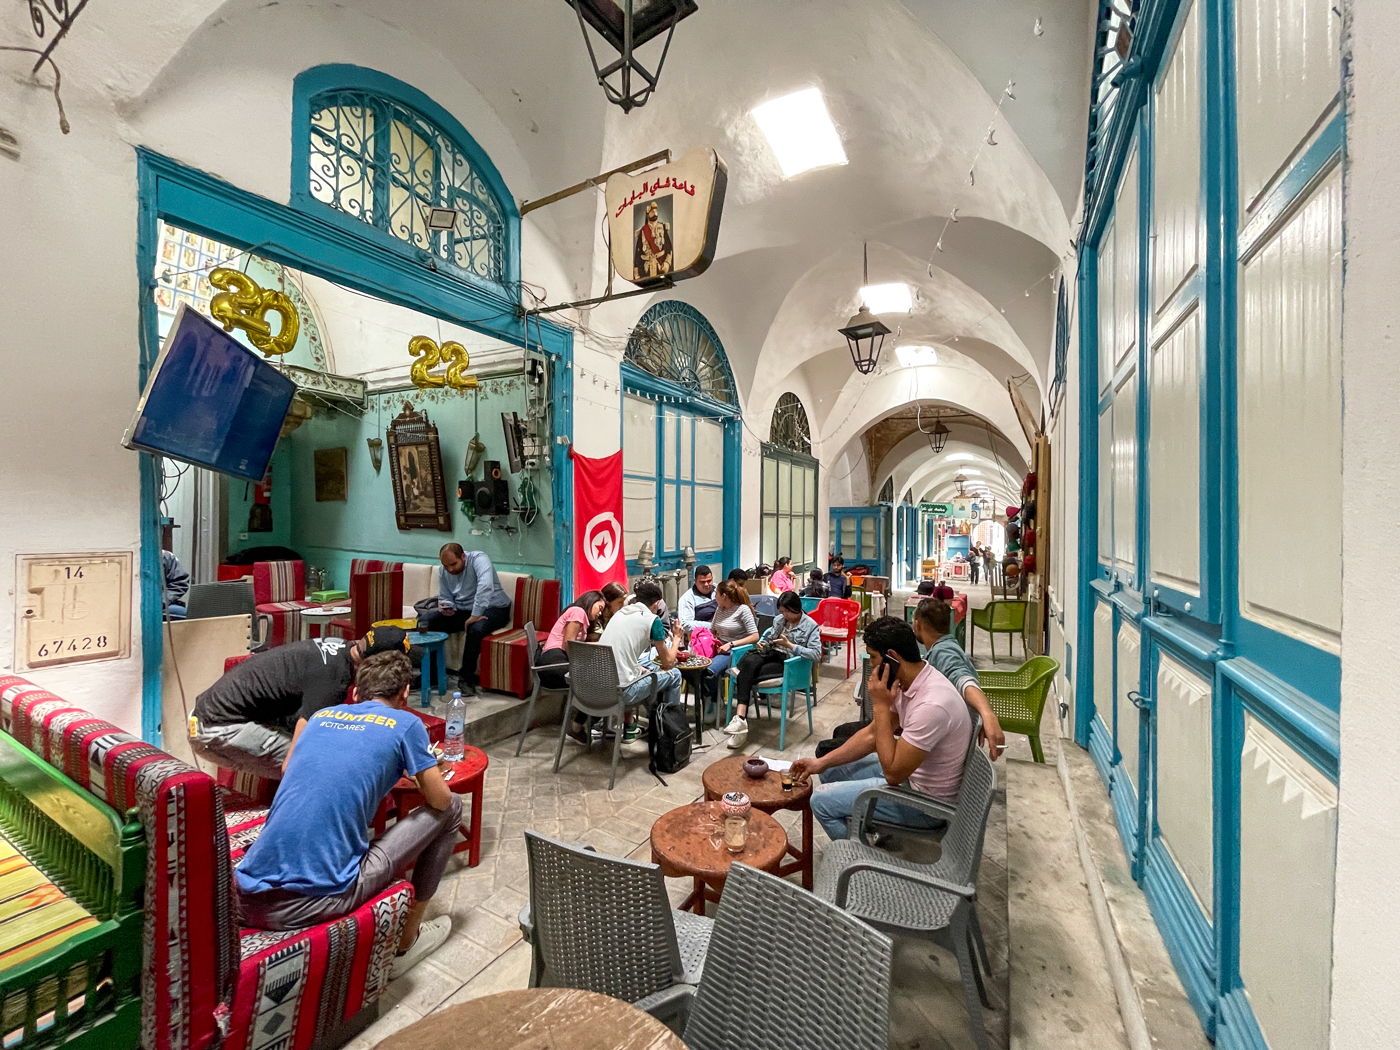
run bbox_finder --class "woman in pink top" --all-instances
[767,556,796,593]
[538,591,605,690]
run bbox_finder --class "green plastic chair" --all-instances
[978,656,1059,763]
[968,600,1027,661]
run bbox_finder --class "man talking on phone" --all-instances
[792,616,971,841]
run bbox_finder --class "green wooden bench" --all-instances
[0,734,144,1050]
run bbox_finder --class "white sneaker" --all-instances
[723,715,747,735]
[390,916,451,979]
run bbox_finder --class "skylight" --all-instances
[961,469,983,476]
[945,453,977,462]
[860,282,913,315]
[896,344,938,367]
[751,87,848,178]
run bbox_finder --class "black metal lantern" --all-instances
[839,243,891,374]
[566,0,698,113]
[954,473,968,497]
[930,419,950,452]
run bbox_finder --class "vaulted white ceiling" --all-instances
[61,0,1088,495]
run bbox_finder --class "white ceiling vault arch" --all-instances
[83,0,1084,510]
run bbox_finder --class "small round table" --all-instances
[375,988,688,1050]
[407,631,449,707]
[651,800,787,916]
[389,747,489,867]
[677,656,712,742]
[299,606,350,641]
[703,756,815,890]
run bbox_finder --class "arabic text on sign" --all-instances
[613,175,698,218]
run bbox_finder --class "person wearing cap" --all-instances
[189,626,414,780]
[236,650,460,979]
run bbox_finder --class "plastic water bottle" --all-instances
[444,692,465,761]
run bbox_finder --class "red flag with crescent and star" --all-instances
[572,450,628,594]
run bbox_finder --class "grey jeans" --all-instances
[189,720,292,781]
[239,794,463,931]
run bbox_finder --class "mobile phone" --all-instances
[878,652,900,688]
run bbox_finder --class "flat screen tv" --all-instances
[123,303,297,481]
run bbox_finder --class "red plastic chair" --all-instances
[814,597,862,677]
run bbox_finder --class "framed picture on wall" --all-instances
[386,402,451,531]
[313,446,348,502]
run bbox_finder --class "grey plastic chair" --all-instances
[185,579,271,650]
[681,864,893,1050]
[851,710,984,845]
[817,748,999,1050]
[552,640,656,790]
[515,622,571,757]
[517,831,711,1028]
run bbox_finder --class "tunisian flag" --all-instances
[573,450,628,593]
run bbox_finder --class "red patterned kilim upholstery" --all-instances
[252,561,318,648]
[478,576,561,698]
[331,570,404,640]
[0,675,411,1050]
[349,559,404,576]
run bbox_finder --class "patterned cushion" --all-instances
[0,676,236,1050]
[255,600,320,648]
[349,559,404,576]
[218,565,255,582]
[252,561,306,605]
[479,627,530,699]
[333,570,404,639]
[513,576,561,633]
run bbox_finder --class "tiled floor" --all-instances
[347,611,1023,1050]
[346,588,1170,1050]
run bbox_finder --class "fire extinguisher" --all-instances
[248,465,274,532]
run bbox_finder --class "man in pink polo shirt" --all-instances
[793,615,972,840]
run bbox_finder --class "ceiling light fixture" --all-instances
[860,282,913,315]
[896,345,938,368]
[945,452,977,462]
[839,243,891,375]
[955,473,968,496]
[916,404,950,453]
[566,0,698,113]
[751,87,848,178]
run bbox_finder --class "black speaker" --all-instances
[475,461,511,515]
[474,480,495,515]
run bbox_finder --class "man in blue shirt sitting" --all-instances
[236,649,462,978]
[427,542,513,696]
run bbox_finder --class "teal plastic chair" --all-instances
[722,644,817,750]
[800,596,823,614]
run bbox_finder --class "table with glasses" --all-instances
[650,800,787,916]
[702,755,815,889]
[677,656,712,742]
[374,988,688,1050]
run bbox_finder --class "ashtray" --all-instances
[742,758,769,779]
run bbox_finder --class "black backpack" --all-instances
[647,690,692,783]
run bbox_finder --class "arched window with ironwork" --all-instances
[620,301,739,572]
[769,392,811,455]
[760,392,819,571]
[292,65,519,293]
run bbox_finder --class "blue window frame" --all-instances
[621,302,740,573]
[829,506,889,578]
[291,65,520,296]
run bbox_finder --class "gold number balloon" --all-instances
[208,268,300,357]
[408,335,477,391]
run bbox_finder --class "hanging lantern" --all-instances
[954,473,968,497]
[839,243,891,375]
[565,0,698,113]
[930,418,950,453]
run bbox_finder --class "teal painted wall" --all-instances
[226,443,294,552]
[282,378,554,590]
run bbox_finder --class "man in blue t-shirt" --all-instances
[236,651,462,978]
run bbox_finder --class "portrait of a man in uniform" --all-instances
[632,196,674,282]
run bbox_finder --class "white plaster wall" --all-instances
[0,1,582,733]
[1331,0,1400,1044]
[1239,713,1337,1050]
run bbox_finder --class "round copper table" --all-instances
[702,755,814,889]
[375,988,688,1049]
[650,800,787,916]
